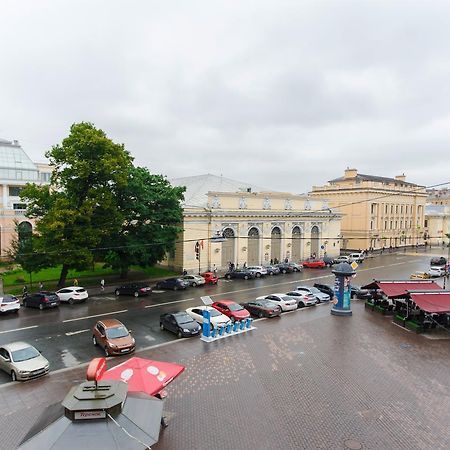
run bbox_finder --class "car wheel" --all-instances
[160,323,164,331]
[269,272,274,276]
[104,347,109,357]
[258,311,263,318]
[282,269,287,274]
[115,289,120,296]
[93,335,98,346]
[192,282,197,287]
[225,274,231,279]
[244,275,249,280]
[14,308,19,314]
[39,303,44,310]
[298,302,305,309]
[173,286,178,291]
[134,291,139,298]
[255,273,261,278]
[177,330,183,338]
[11,371,17,382]
[68,298,74,305]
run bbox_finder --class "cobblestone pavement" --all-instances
[1,301,449,450]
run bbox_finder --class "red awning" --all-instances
[361,280,442,298]
[409,292,450,313]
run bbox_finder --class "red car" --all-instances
[201,272,218,285]
[302,259,326,269]
[212,300,250,322]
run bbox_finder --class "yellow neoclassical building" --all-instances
[424,204,450,247]
[310,168,427,251]
[165,174,342,273]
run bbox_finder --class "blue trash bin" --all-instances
[239,320,246,330]
[218,325,225,336]
[246,318,253,328]
[210,328,216,338]
[233,321,240,332]
[226,323,232,333]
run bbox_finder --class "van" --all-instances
[349,252,365,263]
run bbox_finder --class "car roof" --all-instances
[214,299,236,305]
[1,341,34,352]
[98,318,124,328]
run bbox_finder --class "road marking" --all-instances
[63,309,128,323]
[145,298,194,308]
[65,329,90,336]
[152,290,165,294]
[0,325,38,335]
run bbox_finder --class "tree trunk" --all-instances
[58,264,69,288]
[120,264,129,279]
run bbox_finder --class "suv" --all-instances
[92,319,135,356]
[22,292,60,310]
[349,252,365,263]
[0,295,20,314]
[246,266,268,278]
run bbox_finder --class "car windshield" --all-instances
[1,296,17,303]
[208,309,221,317]
[106,326,129,339]
[228,303,244,311]
[11,346,40,362]
[176,314,194,324]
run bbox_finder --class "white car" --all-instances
[186,306,231,329]
[0,295,20,314]
[246,266,268,278]
[334,255,350,264]
[181,275,206,287]
[56,286,88,304]
[428,267,446,277]
[285,291,317,308]
[349,252,365,263]
[256,294,297,312]
[296,286,330,303]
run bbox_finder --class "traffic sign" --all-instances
[351,261,358,270]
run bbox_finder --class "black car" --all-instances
[241,300,281,318]
[160,312,201,338]
[155,278,187,291]
[314,283,335,299]
[115,282,152,297]
[23,292,60,310]
[224,270,256,280]
[350,285,372,300]
[322,256,335,267]
[275,263,294,274]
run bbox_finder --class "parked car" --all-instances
[322,256,335,267]
[430,257,447,268]
[115,282,152,297]
[275,263,294,274]
[0,295,20,314]
[428,267,446,277]
[246,266,268,278]
[241,300,281,318]
[0,342,50,381]
[296,286,330,303]
[22,292,60,310]
[263,265,280,275]
[410,271,430,280]
[155,278,187,291]
[212,300,250,322]
[224,270,256,280]
[256,294,297,312]
[285,291,318,307]
[56,286,88,304]
[349,252,365,263]
[201,272,219,285]
[302,258,326,269]
[160,312,201,338]
[334,255,350,264]
[186,306,231,329]
[92,319,135,356]
[287,262,303,272]
[313,283,335,299]
[349,285,372,300]
[181,275,206,287]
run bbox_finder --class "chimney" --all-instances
[395,174,406,182]
[344,168,358,179]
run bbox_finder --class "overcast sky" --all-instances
[1,1,450,193]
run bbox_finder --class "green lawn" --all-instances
[1,263,178,294]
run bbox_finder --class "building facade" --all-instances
[310,168,427,251]
[0,139,51,256]
[424,204,450,247]
[427,188,450,206]
[165,174,342,273]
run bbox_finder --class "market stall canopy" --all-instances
[408,291,450,313]
[361,280,442,298]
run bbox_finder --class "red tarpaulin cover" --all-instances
[361,280,441,298]
[100,357,185,396]
[409,292,450,313]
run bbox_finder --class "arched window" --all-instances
[271,227,282,262]
[248,227,260,265]
[221,228,235,268]
[291,226,302,261]
[311,226,320,257]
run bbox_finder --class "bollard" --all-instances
[246,318,252,328]
[218,325,225,336]
[226,323,232,333]
[233,321,240,332]
[239,320,246,330]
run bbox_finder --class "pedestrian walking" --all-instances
[39,281,44,291]
[100,279,105,291]
[73,278,78,286]
[182,269,187,276]
[22,285,28,299]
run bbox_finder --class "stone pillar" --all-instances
[331,262,356,316]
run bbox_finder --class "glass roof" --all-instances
[0,139,38,181]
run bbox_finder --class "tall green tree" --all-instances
[20,122,133,286]
[102,167,185,278]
